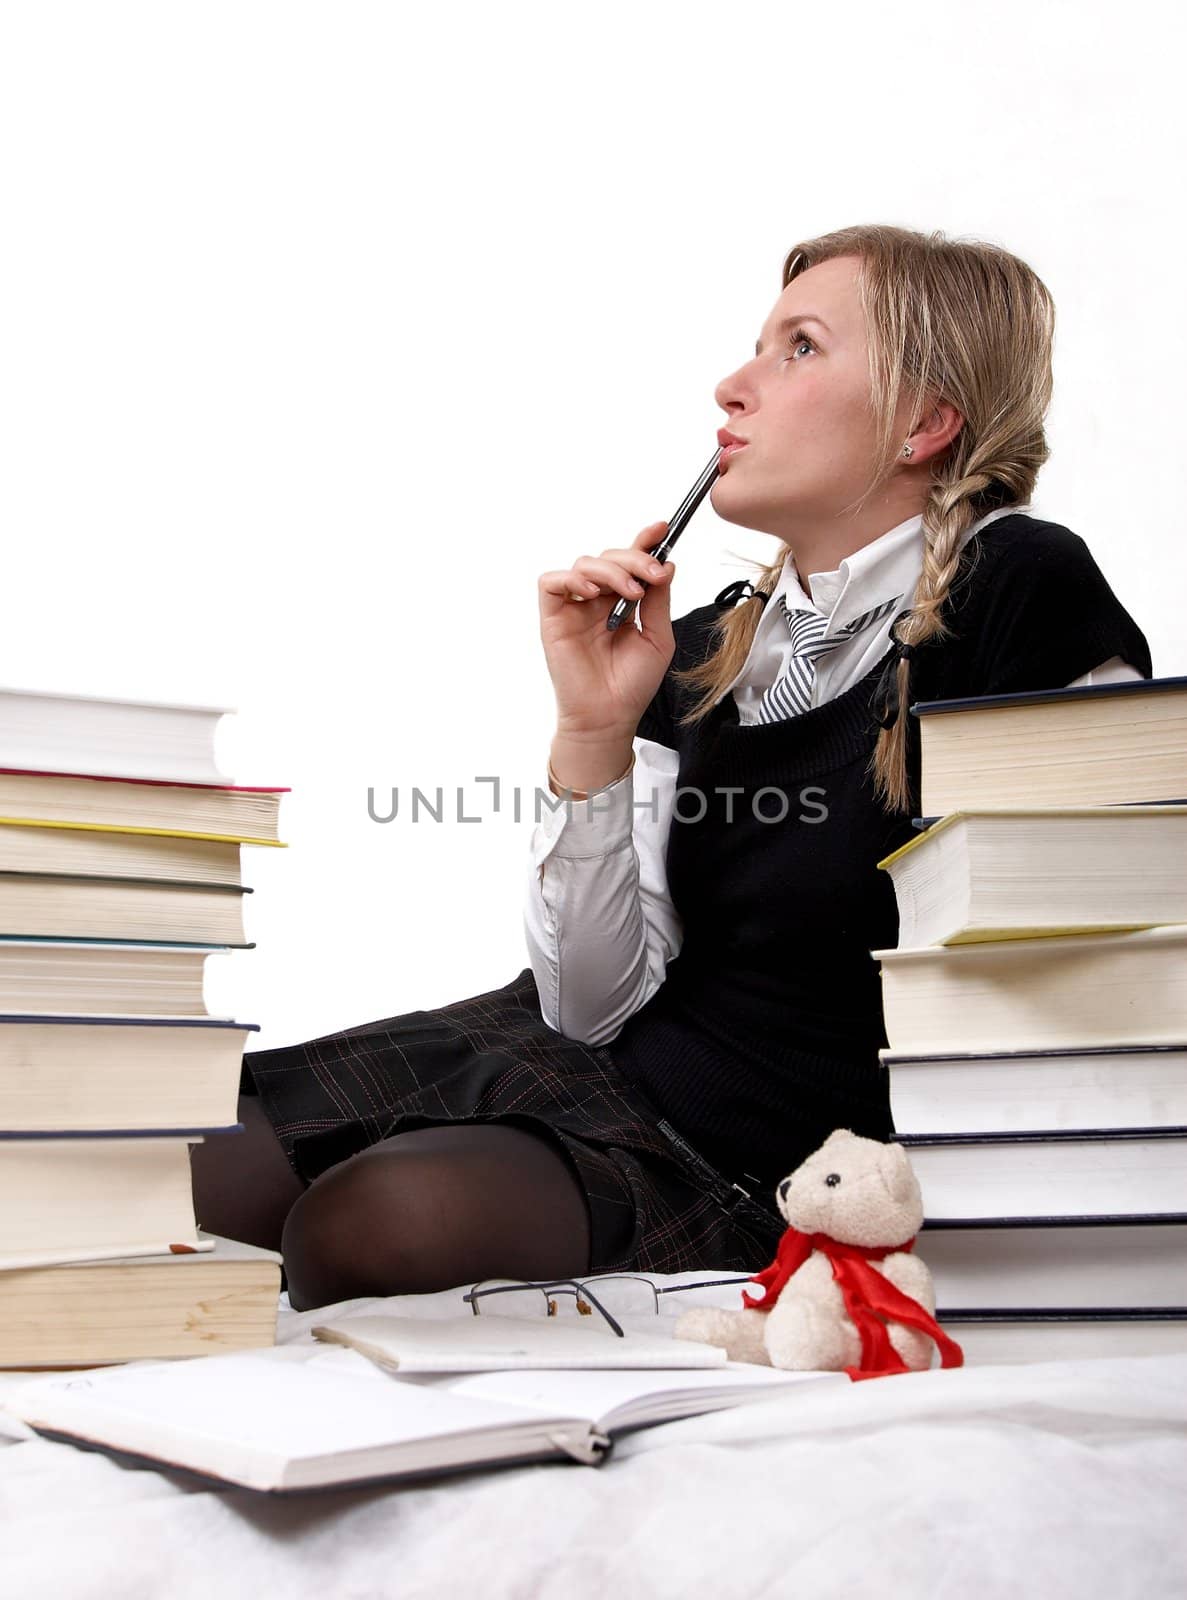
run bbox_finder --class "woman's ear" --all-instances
[903,398,965,466]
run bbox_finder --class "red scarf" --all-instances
[742,1225,965,1382]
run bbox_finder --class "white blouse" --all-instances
[523,504,1144,1047]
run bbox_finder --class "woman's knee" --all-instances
[281,1149,409,1310]
[280,1123,593,1312]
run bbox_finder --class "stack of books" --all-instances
[0,684,287,1366]
[871,675,1187,1364]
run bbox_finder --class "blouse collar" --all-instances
[716,502,1033,704]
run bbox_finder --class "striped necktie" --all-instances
[755,592,905,725]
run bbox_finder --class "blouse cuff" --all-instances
[530,763,636,867]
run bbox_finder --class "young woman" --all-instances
[190,223,1151,1311]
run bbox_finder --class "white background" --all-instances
[1,1,1182,1047]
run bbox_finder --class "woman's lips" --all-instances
[716,427,749,470]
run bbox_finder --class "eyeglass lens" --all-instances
[470,1276,661,1319]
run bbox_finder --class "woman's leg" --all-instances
[280,1122,594,1311]
[189,1094,308,1253]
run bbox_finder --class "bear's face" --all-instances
[773,1129,923,1247]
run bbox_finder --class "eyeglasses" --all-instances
[462,1275,752,1338]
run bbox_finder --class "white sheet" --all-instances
[2,1270,1185,1600]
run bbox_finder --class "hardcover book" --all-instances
[876,806,1187,946]
[910,675,1187,813]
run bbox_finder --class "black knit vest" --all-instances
[605,513,1153,1188]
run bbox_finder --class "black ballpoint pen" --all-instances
[605,448,723,631]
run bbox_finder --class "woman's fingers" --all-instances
[538,570,606,610]
[540,557,671,608]
[568,540,672,593]
[592,549,669,584]
[538,524,671,614]
[572,556,649,599]
[633,561,675,653]
[539,570,600,596]
[632,520,669,552]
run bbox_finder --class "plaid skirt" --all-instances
[240,966,785,1276]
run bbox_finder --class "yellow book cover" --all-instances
[0,816,286,847]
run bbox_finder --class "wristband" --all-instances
[547,751,636,800]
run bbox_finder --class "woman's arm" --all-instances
[523,734,682,1045]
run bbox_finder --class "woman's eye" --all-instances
[786,330,815,361]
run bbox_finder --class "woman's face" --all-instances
[711,254,918,540]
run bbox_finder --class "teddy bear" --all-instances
[674,1129,964,1380]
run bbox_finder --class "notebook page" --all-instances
[4,1346,596,1489]
[439,1363,845,1429]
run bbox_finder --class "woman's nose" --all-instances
[714,375,742,415]
[714,356,757,415]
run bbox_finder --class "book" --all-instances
[311,1314,731,1371]
[932,1309,1187,1364]
[919,1217,1187,1310]
[0,685,237,785]
[0,768,287,842]
[872,925,1187,1055]
[0,1015,256,1130]
[0,939,234,1016]
[0,1133,218,1268]
[1,1345,841,1492]
[876,807,1187,946]
[897,1130,1187,1221]
[0,1233,281,1368]
[0,873,252,944]
[0,819,270,881]
[882,1044,1187,1138]
[911,675,1187,814]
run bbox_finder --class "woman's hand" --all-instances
[538,521,677,744]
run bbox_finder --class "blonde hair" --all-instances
[672,224,1056,813]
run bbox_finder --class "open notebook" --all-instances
[3,1342,841,1493]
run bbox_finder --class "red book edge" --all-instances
[0,769,289,792]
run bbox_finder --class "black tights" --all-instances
[189,1095,594,1311]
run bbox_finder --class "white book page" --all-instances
[311,1314,728,1371]
[0,1237,217,1272]
[436,1363,845,1430]
[4,1347,589,1484]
